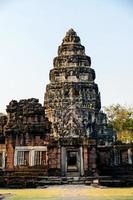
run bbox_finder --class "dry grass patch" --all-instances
[0,186,132,200]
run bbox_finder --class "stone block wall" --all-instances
[48,146,61,175]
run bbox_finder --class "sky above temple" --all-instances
[0,0,133,113]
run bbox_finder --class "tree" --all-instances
[104,104,133,143]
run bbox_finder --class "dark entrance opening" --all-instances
[67,151,78,171]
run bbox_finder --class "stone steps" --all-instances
[0,174,133,188]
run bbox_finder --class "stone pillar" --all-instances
[1,150,6,169]
[30,149,34,166]
[57,147,61,169]
[80,146,84,176]
[128,148,132,165]
[83,146,88,174]
[6,135,14,169]
[61,146,67,176]
[88,147,97,176]
[14,149,17,166]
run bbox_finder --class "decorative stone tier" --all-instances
[45,82,101,112]
[58,43,85,56]
[53,55,91,68]
[49,67,95,82]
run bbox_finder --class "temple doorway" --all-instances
[67,151,78,171]
[61,146,84,176]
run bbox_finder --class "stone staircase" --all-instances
[0,167,133,188]
[66,172,79,177]
[1,175,133,188]
[35,176,88,186]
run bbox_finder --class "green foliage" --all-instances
[104,104,133,143]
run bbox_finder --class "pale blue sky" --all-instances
[0,0,133,113]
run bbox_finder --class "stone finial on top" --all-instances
[63,28,80,44]
[66,28,77,36]
[54,29,91,67]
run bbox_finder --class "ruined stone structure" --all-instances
[0,29,132,186]
[4,98,50,171]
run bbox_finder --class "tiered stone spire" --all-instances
[44,29,112,142]
[53,28,91,68]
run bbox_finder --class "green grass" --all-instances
[0,186,133,200]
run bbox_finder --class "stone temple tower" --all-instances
[44,29,114,176]
[44,29,112,143]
